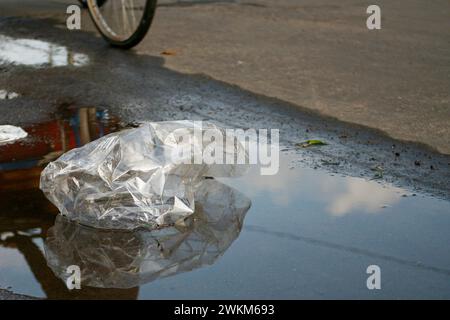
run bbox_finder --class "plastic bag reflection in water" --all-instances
[40,121,248,230]
[44,179,251,289]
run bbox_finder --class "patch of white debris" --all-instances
[0,89,19,100]
[0,125,28,145]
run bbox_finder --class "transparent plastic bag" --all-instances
[40,121,247,230]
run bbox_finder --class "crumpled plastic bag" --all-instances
[40,121,247,230]
[44,179,251,288]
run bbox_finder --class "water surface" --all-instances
[0,114,449,299]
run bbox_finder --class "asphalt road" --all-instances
[2,0,448,153]
[146,0,450,155]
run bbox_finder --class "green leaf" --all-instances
[370,165,384,180]
[296,139,328,148]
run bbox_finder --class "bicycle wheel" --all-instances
[86,0,157,49]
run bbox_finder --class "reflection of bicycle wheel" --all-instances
[86,0,157,49]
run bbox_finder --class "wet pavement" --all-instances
[0,3,450,299]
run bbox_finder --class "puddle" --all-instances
[0,107,121,172]
[0,35,89,67]
[45,179,249,289]
[0,116,450,298]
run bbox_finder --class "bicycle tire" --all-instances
[78,0,107,9]
[78,0,88,8]
[86,0,157,49]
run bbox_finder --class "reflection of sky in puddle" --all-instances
[1,145,450,298]
[0,35,89,67]
[224,154,404,217]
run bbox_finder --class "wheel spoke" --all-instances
[87,0,155,46]
[91,0,146,40]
